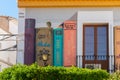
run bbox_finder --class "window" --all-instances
[83,24,108,60]
[97,27,107,60]
[85,27,94,60]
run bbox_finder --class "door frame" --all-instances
[83,23,109,70]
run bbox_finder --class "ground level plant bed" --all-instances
[0,63,109,80]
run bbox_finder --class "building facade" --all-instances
[17,0,120,73]
[0,16,18,71]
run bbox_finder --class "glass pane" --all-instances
[97,27,107,60]
[85,27,94,60]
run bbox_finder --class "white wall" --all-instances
[9,20,18,34]
[25,8,120,27]
[0,18,18,71]
[17,8,26,64]
[26,8,78,28]
[0,52,16,64]
[113,8,120,26]
[0,62,10,71]
[18,8,120,71]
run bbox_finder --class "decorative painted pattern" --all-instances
[36,27,53,66]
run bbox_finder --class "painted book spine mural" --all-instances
[53,28,63,66]
[24,19,35,65]
[114,26,120,71]
[36,27,53,66]
[63,21,76,66]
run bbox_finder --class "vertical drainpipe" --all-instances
[24,18,35,65]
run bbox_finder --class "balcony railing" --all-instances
[77,55,114,60]
[77,55,115,73]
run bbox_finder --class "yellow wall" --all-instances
[18,0,120,8]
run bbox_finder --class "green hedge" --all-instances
[0,64,109,80]
[107,71,120,80]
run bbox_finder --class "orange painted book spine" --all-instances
[63,21,76,67]
[114,27,120,70]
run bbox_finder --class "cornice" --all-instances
[18,0,120,8]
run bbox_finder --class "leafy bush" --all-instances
[107,71,120,80]
[0,63,109,80]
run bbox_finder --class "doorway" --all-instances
[83,23,109,70]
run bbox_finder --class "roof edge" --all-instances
[18,0,120,8]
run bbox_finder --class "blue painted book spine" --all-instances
[53,28,63,66]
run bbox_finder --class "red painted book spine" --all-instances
[63,20,76,67]
[24,18,35,65]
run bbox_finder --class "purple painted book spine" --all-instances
[24,19,35,65]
